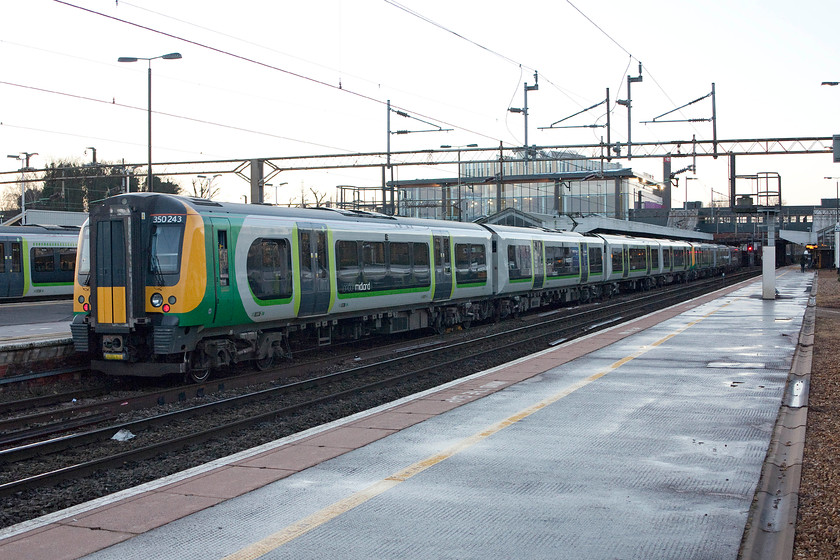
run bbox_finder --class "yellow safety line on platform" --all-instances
[223,298,735,560]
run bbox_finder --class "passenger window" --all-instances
[246,238,292,300]
[389,242,410,285]
[0,244,4,274]
[455,243,486,284]
[629,248,647,271]
[507,244,532,280]
[315,231,327,278]
[546,244,579,277]
[337,240,360,293]
[588,247,603,275]
[413,242,430,285]
[217,231,229,287]
[611,249,623,272]
[299,231,312,281]
[362,241,386,287]
[60,248,76,272]
[10,243,20,273]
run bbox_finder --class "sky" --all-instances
[2,0,840,208]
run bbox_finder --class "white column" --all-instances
[762,245,776,299]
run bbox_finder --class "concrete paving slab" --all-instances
[0,269,814,560]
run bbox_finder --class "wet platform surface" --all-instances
[0,269,813,559]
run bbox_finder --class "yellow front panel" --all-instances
[97,287,113,324]
[96,286,127,324]
[112,286,127,323]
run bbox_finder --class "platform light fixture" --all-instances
[118,52,182,192]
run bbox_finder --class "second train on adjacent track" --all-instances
[71,193,739,381]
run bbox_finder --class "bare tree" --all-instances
[189,176,220,200]
[309,188,328,207]
[290,185,329,208]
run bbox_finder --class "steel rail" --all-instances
[0,269,758,496]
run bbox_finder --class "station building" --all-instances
[390,149,663,223]
[373,149,838,268]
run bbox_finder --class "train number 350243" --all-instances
[151,214,185,224]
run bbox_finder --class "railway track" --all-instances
[0,269,758,526]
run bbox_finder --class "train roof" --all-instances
[0,224,79,235]
[104,193,491,232]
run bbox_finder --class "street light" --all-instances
[508,71,539,168]
[7,152,37,225]
[118,52,182,192]
[685,176,697,207]
[268,181,288,205]
[440,144,478,221]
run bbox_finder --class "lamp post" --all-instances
[685,176,697,207]
[440,144,478,221]
[508,72,539,172]
[269,181,288,205]
[118,52,182,192]
[6,152,37,225]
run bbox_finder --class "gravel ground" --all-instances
[794,270,840,558]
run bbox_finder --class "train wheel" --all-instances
[433,313,445,335]
[187,351,211,383]
[189,367,210,384]
[580,288,591,304]
[254,355,275,371]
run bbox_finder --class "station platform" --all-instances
[0,299,74,377]
[0,268,814,559]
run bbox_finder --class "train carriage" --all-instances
[488,225,589,308]
[657,239,692,282]
[0,225,78,299]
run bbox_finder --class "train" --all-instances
[71,193,739,382]
[0,225,79,299]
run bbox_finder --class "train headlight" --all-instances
[150,293,164,308]
[77,295,85,304]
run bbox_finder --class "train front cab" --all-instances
[73,194,209,377]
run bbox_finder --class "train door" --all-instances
[432,235,452,301]
[532,240,545,289]
[298,223,330,317]
[580,244,589,283]
[0,240,23,297]
[93,219,130,325]
[211,218,233,325]
[646,246,652,274]
[622,247,629,278]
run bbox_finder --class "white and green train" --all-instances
[72,193,738,382]
[0,225,78,299]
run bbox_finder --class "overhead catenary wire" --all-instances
[0,80,350,154]
[36,0,712,172]
[52,0,506,147]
